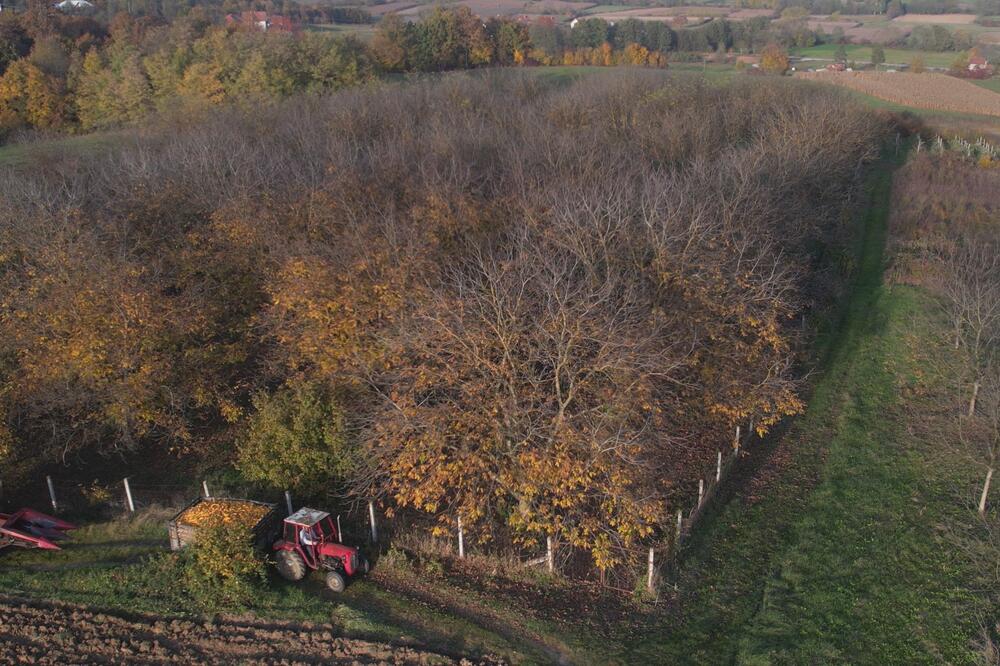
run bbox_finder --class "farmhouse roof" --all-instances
[225,11,297,32]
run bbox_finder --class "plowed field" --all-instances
[0,595,479,665]
[796,71,1000,117]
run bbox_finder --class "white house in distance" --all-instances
[54,0,94,10]
[969,54,989,72]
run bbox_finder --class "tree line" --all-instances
[0,5,829,139]
[0,72,886,568]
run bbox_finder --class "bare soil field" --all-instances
[587,5,728,16]
[588,12,711,24]
[728,8,775,19]
[797,71,1000,117]
[845,26,910,44]
[359,0,419,15]
[387,0,592,16]
[807,18,862,31]
[0,595,474,665]
[892,13,977,23]
[523,0,594,12]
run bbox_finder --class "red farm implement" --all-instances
[0,508,77,551]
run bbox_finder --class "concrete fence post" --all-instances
[202,480,210,499]
[698,478,704,507]
[546,536,554,573]
[716,451,722,482]
[284,490,293,516]
[46,475,58,512]
[336,514,343,543]
[123,478,135,513]
[979,468,994,516]
[457,516,465,559]
[369,501,378,543]
[647,547,655,593]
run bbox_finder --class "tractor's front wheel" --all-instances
[325,571,346,593]
[276,550,307,582]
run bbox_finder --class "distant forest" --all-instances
[8,0,958,140]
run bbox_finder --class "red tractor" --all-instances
[273,507,368,593]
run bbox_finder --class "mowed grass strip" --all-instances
[624,152,988,663]
[738,285,987,664]
[621,152,904,665]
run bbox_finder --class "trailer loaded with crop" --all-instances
[167,498,281,551]
[167,497,368,593]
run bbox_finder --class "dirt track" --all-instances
[0,595,477,665]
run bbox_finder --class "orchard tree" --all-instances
[871,44,885,70]
[941,239,1000,416]
[237,381,357,498]
[834,43,848,65]
[760,43,789,74]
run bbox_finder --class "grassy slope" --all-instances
[305,24,378,41]
[973,77,1000,93]
[737,293,982,664]
[622,153,989,664]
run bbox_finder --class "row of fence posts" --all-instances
[29,424,750,595]
[445,423,750,594]
[33,475,383,548]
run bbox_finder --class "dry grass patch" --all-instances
[892,13,977,23]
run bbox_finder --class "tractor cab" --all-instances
[273,507,367,593]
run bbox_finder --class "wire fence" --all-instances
[1,423,756,598]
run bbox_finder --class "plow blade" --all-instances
[0,508,77,551]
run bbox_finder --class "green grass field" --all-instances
[0,132,126,168]
[792,44,959,68]
[522,63,737,87]
[306,23,378,40]
[973,77,1000,93]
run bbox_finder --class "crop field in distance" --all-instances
[797,71,1000,118]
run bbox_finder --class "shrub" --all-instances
[182,522,267,612]
[237,380,357,497]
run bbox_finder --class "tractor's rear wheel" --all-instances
[325,571,346,593]
[276,550,307,582]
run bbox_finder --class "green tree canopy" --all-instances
[237,381,357,497]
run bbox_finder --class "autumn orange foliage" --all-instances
[0,73,884,568]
